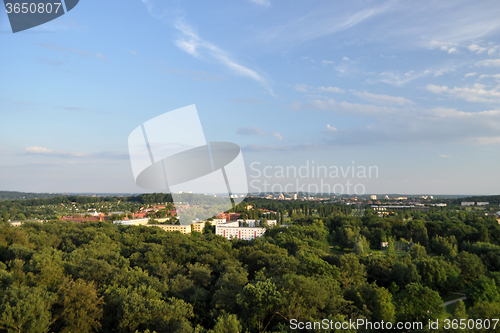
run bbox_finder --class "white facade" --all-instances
[114,218,149,225]
[221,221,239,227]
[237,219,260,227]
[267,220,277,227]
[216,226,266,240]
[210,219,226,226]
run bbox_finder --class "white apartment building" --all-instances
[147,224,192,234]
[216,225,266,241]
[113,218,150,226]
[238,219,259,227]
[221,221,239,227]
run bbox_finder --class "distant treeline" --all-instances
[451,195,500,205]
[0,193,174,208]
[0,191,62,200]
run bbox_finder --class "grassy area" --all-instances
[370,248,408,258]
[329,246,346,254]
[441,293,466,303]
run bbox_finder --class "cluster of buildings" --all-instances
[214,219,276,241]
[461,202,490,206]
[259,193,300,200]
[113,217,277,241]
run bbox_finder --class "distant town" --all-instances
[3,191,499,242]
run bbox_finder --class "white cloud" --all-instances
[439,154,452,158]
[320,106,500,146]
[288,90,500,146]
[257,2,393,45]
[468,44,488,54]
[272,132,283,141]
[465,72,477,78]
[433,66,456,77]
[476,59,500,67]
[429,41,500,58]
[288,98,400,116]
[427,83,500,103]
[326,124,337,132]
[322,60,334,65]
[380,70,431,86]
[174,19,272,92]
[175,40,198,57]
[295,84,309,92]
[350,90,413,105]
[427,84,449,94]
[319,86,345,93]
[478,74,500,82]
[430,41,459,54]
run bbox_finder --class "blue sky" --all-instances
[1,0,500,195]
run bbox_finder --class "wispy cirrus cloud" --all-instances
[379,70,431,86]
[174,19,273,93]
[257,1,395,45]
[350,90,413,105]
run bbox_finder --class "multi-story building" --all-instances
[147,224,192,234]
[221,221,239,227]
[114,218,150,226]
[216,225,266,241]
[461,202,475,206]
[238,219,259,227]
[191,221,205,233]
[210,219,226,226]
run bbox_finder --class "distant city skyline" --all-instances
[2,0,500,195]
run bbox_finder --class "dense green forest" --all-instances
[1,197,500,332]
